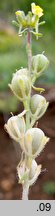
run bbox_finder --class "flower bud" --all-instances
[32,54,49,78]
[4,114,25,145]
[30,94,49,121]
[25,12,35,28]
[30,16,36,28]
[9,68,31,101]
[15,10,26,27]
[26,12,32,27]
[24,128,49,158]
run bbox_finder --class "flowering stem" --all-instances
[35,19,39,40]
[23,29,32,130]
[27,29,32,74]
[23,97,30,130]
[22,183,29,200]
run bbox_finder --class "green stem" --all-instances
[35,20,38,40]
[27,29,32,74]
[23,97,30,130]
[22,182,29,200]
[23,29,32,130]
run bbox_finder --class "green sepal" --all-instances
[12,20,19,27]
[18,28,28,36]
[39,21,45,26]
[32,85,45,93]
[19,171,29,184]
[30,30,42,37]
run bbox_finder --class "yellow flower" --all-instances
[31,3,43,17]
[15,10,22,16]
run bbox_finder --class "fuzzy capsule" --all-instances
[17,159,41,186]
[9,68,31,101]
[24,128,49,158]
[32,54,49,76]
[4,114,26,147]
[30,94,49,122]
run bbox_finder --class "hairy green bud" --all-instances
[24,128,49,158]
[9,68,31,101]
[32,54,49,81]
